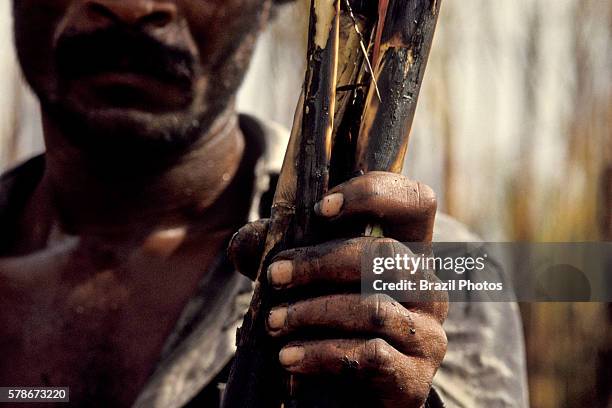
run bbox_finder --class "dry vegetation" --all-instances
[421,1,611,407]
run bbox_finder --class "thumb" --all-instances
[228,218,269,280]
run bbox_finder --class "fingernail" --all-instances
[279,346,304,366]
[267,307,287,330]
[314,193,344,217]
[267,260,293,287]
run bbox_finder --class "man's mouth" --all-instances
[54,27,197,111]
[73,71,191,111]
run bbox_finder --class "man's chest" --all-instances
[0,231,231,406]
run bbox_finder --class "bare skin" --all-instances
[0,112,249,406]
[2,0,266,405]
[230,172,448,408]
[1,0,448,407]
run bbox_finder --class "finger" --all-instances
[268,239,449,318]
[314,172,437,242]
[267,294,447,357]
[268,237,382,289]
[278,338,436,408]
[227,219,269,280]
[268,237,424,289]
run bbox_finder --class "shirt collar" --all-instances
[133,114,289,408]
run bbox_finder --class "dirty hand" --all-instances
[229,171,448,408]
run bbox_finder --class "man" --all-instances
[0,0,528,407]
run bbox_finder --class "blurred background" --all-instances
[0,0,610,406]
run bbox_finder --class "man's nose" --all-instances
[84,0,178,28]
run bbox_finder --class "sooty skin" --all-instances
[1,1,448,407]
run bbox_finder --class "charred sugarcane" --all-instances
[222,1,441,407]
[222,2,343,406]
[355,0,441,174]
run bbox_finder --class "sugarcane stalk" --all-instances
[357,0,441,238]
[222,1,341,406]
[332,10,370,138]
[293,0,340,245]
[355,0,442,174]
[283,3,362,405]
[329,2,376,187]
[223,1,441,407]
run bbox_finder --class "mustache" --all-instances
[55,27,197,84]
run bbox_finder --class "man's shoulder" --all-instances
[0,154,45,190]
[429,217,530,407]
[0,155,46,254]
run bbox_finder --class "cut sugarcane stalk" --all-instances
[356,0,442,174]
[222,1,342,407]
[223,1,442,407]
[357,0,442,238]
[293,0,340,245]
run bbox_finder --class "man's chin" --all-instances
[46,99,208,158]
[76,106,178,131]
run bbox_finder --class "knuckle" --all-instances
[243,219,268,239]
[370,237,404,257]
[349,173,382,199]
[362,337,393,370]
[297,246,323,279]
[366,294,395,328]
[434,298,450,322]
[372,237,397,246]
[398,180,436,217]
[433,320,448,352]
[416,182,437,215]
[345,236,371,251]
[368,171,409,186]
[438,326,449,357]
[273,247,300,262]
[367,170,394,178]
[358,176,380,200]
[228,220,266,256]
[227,226,247,259]
[421,318,448,362]
[374,237,408,253]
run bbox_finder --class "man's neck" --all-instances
[38,107,247,239]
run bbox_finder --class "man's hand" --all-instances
[229,172,448,408]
